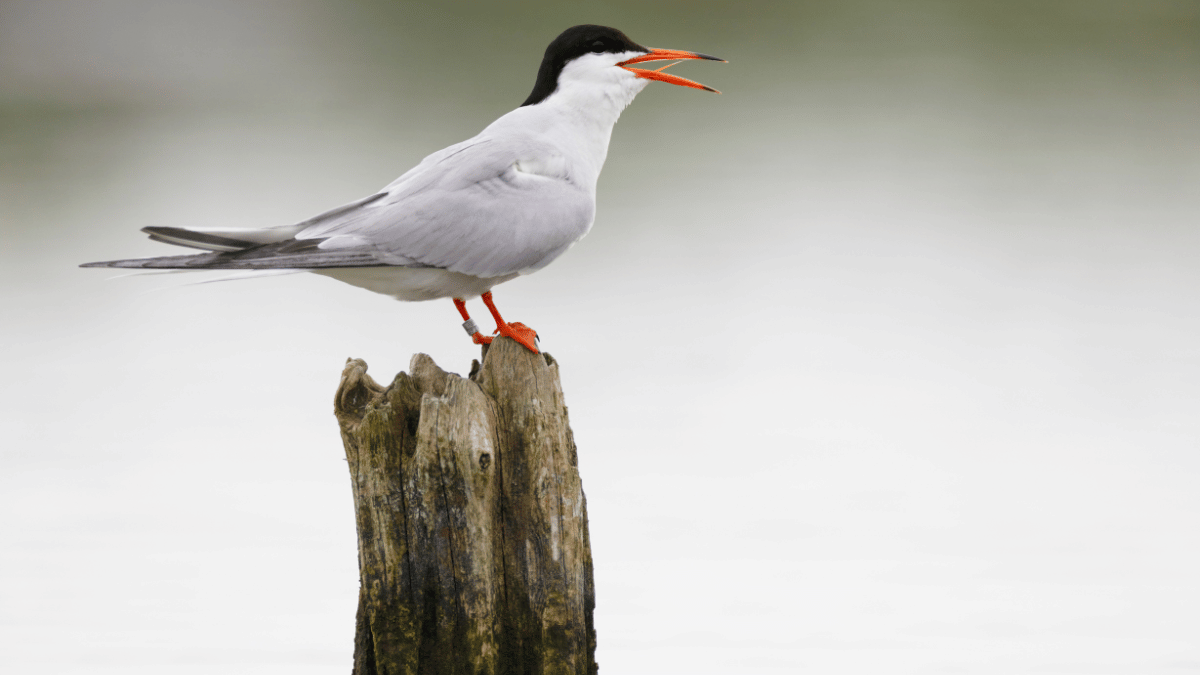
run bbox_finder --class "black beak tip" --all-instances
[694,52,727,63]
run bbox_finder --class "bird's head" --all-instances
[521,25,724,108]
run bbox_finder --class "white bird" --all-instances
[82,25,723,353]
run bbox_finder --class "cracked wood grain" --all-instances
[334,338,597,675]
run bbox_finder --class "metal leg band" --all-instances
[462,319,479,336]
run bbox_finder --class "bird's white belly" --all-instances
[313,267,518,301]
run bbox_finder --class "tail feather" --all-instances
[81,190,404,270]
[143,227,258,252]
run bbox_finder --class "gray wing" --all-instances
[297,132,596,279]
[82,132,594,276]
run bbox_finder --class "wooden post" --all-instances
[333,338,597,675]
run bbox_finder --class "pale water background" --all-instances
[2,1,1198,673]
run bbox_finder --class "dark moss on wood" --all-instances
[334,338,598,675]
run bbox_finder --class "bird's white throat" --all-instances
[548,51,653,123]
[486,51,650,191]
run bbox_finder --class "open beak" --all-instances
[618,48,726,93]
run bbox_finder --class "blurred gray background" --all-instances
[2,1,1198,673]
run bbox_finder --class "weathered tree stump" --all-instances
[333,337,597,675]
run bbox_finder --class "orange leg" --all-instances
[452,297,492,345]
[452,292,539,353]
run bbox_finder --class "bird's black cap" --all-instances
[521,25,648,107]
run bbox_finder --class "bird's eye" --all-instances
[590,41,606,53]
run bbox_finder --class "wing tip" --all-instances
[80,253,220,269]
[80,259,146,269]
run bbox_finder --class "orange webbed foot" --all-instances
[454,293,539,353]
[495,321,540,353]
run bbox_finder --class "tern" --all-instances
[82,25,723,353]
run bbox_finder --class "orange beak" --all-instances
[617,48,725,93]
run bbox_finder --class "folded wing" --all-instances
[298,133,595,278]
[82,133,595,278]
